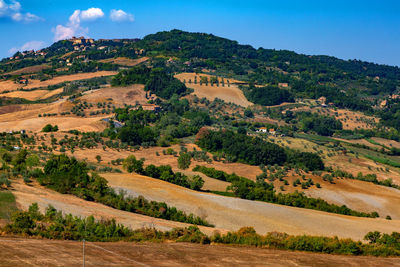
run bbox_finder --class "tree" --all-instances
[42,124,58,132]
[364,231,381,244]
[244,108,254,118]
[123,155,144,174]
[178,153,191,170]
[95,155,102,163]
[190,175,204,190]
[25,154,40,169]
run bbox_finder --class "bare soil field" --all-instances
[333,137,383,150]
[0,100,109,132]
[1,238,399,267]
[60,141,400,218]
[0,71,117,93]
[0,88,63,101]
[80,84,148,106]
[326,154,400,185]
[175,73,253,107]
[4,64,50,76]
[275,135,400,184]
[99,57,149,66]
[103,172,400,241]
[23,71,117,90]
[0,80,22,92]
[371,137,400,149]
[10,180,218,235]
[274,175,400,219]
[291,106,378,130]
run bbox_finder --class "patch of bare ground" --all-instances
[291,106,379,130]
[10,180,219,235]
[0,72,117,93]
[98,56,149,66]
[0,88,63,101]
[23,71,118,90]
[80,84,148,106]
[371,137,400,149]
[333,137,383,150]
[326,154,400,185]
[175,73,253,107]
[0,80,22,93]
[103,172,400,241]
[0,100,109,132]
[4,64,50,76]
[273,174,400,219]
[0,238,399,267]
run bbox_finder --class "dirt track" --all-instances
[0,237,399,267]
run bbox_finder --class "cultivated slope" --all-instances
[103,172,400,241]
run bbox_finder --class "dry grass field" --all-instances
[99,56,149,66]
[0,100,109,132]
[0,88,63,101]
[291,105,379,130]
[4,64,50,76]
[175,73,253,107]
[11,180,219,235]
[80,84,148,106]
[0,71,117,93]
[102,172,400,241]
[1,238,399,267]
[24,71,118,90]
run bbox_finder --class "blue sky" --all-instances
[0,0,399,66]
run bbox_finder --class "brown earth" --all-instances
[175,73,253,107]
[371,137,400,149]
[0,80,21,93]
[333,137,383,150]
[4,64,50,76]
[24,71,118,90]
[59,142,400,218]
[80,84,148,106]
[0,100,108,132]
[291,105,378,130]
[11,180,219,235]
[103,172,400,241]
[0,88,63,101]
[274,175,400,219]
[1,238,399,267]
[99,57,149,66]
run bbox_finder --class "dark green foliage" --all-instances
[196,129,287,166]
[112,66,188,99]
[4,207,399,256]
[37,154,211,226]
[178,153,191,169]
[123,155,204,191]
[244,85,294,106]
[299,112,342,136]
[196,129,324,170]
[42,124,59,132]
[286,150,324,171]
[111,65,151,86]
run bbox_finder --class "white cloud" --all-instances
[81,7,104,21]
[53,8,104,41]
[8,40,46,55]
[110,9,134,22]
[0,0,41,22]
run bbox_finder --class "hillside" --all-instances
[0,30,400,263]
